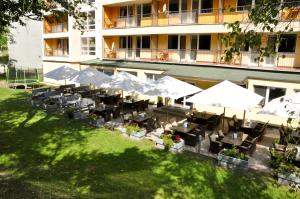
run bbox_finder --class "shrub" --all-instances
[222,148,249,161]
[126,124,140,136]
[162,134,174,150]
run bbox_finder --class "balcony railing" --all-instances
[104,10,225,29]
[44,22,68,33]
[104,4,300,29]
[104,48,298,69]
[44,48,69,57]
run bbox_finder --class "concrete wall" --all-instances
[8,19,43,69]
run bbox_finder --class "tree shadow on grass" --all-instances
[0,90,297,199]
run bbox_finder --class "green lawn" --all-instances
[0,88,298,199]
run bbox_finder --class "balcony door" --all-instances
[190,35,198,61]
[127,5,135,27]
[180,0,189,24]
[136,5,141,27]
[127,36,133,58]
[180,35,186,60]
[136,36,141,58]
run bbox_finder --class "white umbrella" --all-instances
[101,71,151,94]
[259,92,300,119]
[144,76,202,99]
[71,68,111,87]
[44,65,78,84]
[187,80,264,126]
[187,80,263,111]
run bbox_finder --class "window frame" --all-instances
[198,34,211,51]
[81,37,96,56]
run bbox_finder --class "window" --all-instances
[119,36,127,49]
[97,69,114,76]
[120,6,127,17]
[192,0,199,12]
[254,85,286,105]
[254,85,267,105]
[278,34,297,53]
[200,0,213,13]
[143,4,152,17]
[119,71,137,76]
[83,11,95,31]
[145,73,163,82]
[237,0,252,11]
[169,0,179,13]
[269,87,286,102]
[198,35,211,50]
[236,36,250,51]
[168,35,178,49]
[81,37,95,55]
[142,36,151,49]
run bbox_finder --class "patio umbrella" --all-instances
[71,68,111,87]
[144,76,202,100]
[44,65,78,85]
[186,80,264,126]
[101,71,152,94]
[258,92,300,119]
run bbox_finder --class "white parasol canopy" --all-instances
[259,92,300,119]
[186,80,263,111]
[144,76,202,99]
[44,65,78,81]
[71,68,111,87]
[100,71,152,93]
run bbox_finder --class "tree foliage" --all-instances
[0,0,87,34]
[222,0,297,63]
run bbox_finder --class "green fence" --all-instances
[6,66,43,85]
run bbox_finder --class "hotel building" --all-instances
[42,0,300,104]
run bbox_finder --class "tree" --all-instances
[222,0,298,64]
[0,0,87,34]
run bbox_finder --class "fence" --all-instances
[6,66,43,86]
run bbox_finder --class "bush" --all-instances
[125,124,140,136]
[222,148,249,161]
[162,134,174,150]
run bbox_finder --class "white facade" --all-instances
[9,19,43,69]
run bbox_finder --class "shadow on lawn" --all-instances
[0,91,291,199]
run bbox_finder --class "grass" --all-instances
[0,88,299,199]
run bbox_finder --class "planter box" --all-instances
[170,139,185,153]
[278,172,300,186]
[130,130,146,140]
[217,151,249,170]
[90,118,104,128]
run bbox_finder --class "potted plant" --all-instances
[162,134,173,151]
[170,134,185,153]
[218,148,249,170]
[125,124,146,140]
[66,107,76,119]
[89,114,103,127]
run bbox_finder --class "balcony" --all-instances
[44,38,69,57]
[104,48,299,69]
[103,2,300,30]
[44,15,68,34]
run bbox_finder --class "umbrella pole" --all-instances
[243,110,246,126]
[223,107,226,131]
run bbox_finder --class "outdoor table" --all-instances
[221,132,248,146]
[239,126,253,135]
[170,122,199,135]
[130,115,150,123]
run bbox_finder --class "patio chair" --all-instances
[208,134,223,153]
[143,99,150,111]
[251,121,269,142]
[112,106,121,119]
[238,137,258,156]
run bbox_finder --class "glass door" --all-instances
[127,36,133,58]
[180,35,186,61]
[136,5,141,27]
[180,0,188,23]
[128,5,135,27]
[136,36,141,58]
[190,35,198,61]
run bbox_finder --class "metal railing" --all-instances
[104,9,222,29]
[44,22,68,33]
[104,48,298,69]
[104,3,300,29]
[44,48,69,57]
